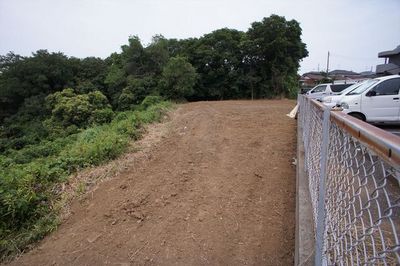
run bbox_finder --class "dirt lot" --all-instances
[9,100,297,266]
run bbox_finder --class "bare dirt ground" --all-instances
[9,100,297,266]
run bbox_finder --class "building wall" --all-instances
[388,54,400,66]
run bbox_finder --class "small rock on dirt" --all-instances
[87,233,102,243]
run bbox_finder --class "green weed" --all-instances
[0,101,171,261]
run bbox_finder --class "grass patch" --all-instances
[0,100,171,261]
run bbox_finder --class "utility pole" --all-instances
[326,51,330,77]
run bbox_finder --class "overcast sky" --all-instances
[1,0,399,73]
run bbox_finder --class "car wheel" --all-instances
[349,113,366,121]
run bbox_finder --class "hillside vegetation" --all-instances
[0,14,308,259]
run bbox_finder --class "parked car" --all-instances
[339,75,400,122]
[306,83,353,99]
[300,87,313,94]
[321,80,369,107]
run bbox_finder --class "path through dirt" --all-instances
[9,100,297,266]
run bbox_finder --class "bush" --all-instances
[45,88,114,130]
[4,136,76,165]
[60,126,129,167]
[117,77,158,110]
[0,100,171,260]
[141,95,163,109]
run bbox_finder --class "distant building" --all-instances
[328,69,359,78]
[328,69,371,84]
[300,69,370,87]
[299,71,326,87]
[359,71,375,77]
[376,45,400,75]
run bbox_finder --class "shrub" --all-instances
[0,100,171,260]
[45,88,114,130]
[141,95,163,109]
[117,77,158,110]
[60,126,129,167]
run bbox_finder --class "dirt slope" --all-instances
[9,100,297,266]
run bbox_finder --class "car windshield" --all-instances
[310,85,327,93]
[337,82,363,95]
[346,79,379,95]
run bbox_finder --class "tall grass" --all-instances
[0,100,171,260]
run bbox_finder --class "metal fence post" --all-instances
[299,95,400,264]
[315,107,331,266]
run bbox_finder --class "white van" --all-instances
[321,80,369,107]
[339,75,400,122]
[306,83,353,99]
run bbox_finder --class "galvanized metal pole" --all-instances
[326,51,330,75]
[314,107,331,266]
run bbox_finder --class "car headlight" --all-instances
[323,97,332,103]
[340,102,349,109]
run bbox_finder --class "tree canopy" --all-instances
[0,14,308,125]
[159,56,198,99]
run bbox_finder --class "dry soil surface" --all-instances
[9,100,297,266]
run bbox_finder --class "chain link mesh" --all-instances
[298,95,400,265]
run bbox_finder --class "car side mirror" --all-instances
[366,90,376,97]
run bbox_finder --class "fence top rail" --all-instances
[303,96,400,167]
[309,97,326,110]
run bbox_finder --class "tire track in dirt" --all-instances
[8,100,297,266]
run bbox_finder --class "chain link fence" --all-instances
[298,95,400,265]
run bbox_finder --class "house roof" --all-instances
[329,69,360,76]
[302,71,323,76]
[359,71,374,75]
[301,72,325,80]
[359,71,376,77]
[378,45,400,58]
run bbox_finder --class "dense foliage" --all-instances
[1,15,307,120]
[0,99,170,259]
[0,15,307,259]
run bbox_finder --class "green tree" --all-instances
[74,57,108,91]
[121,36,146,76]
[0,94,50,150]
[104,63,126,105]
[144,35,170,76]
[244,15,308,97]
[0,50,76,117]
[117,76,157,110]
[159,56,198,100]
[188,28,246,99]
[75,80,97,94]
[45,88,114,131]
